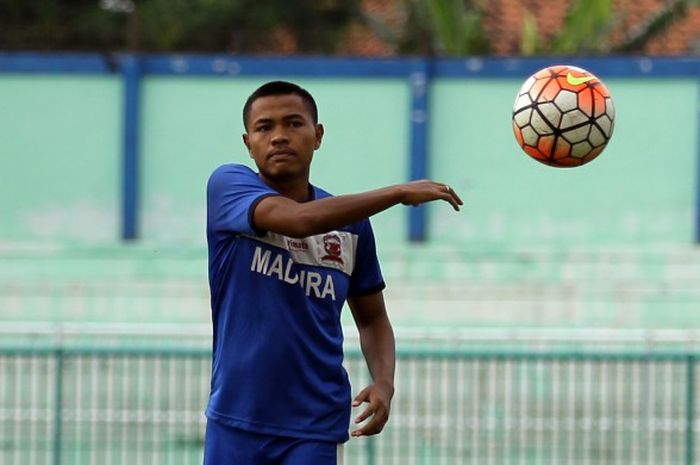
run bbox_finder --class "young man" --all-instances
[204,81,462,465]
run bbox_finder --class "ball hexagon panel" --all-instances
[597,114,614,137]
[514,93,533,113]
[513,107,532,127]
[606,98,615,120]
[560,109,589,130]
[530,111,554,135]
[521,125,539,146]
[562,125,590,144]
[537,102,562,128]
[588,125,607,147]
[571,140,593,158]
[553,90,578,113]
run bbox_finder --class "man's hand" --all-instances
[351,382,394,437]
[399,180,463,211]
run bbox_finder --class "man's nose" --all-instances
[271,127,289,144]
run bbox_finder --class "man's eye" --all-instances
[290,121,303,127]
[256,126,270,132]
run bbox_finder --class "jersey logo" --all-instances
[566,72,596,86]
[321,233,344,265]
[243,230,357,275]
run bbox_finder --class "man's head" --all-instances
[243,81,318,131]
[242,81,324,184]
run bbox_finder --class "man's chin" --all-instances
[260,167,304,183]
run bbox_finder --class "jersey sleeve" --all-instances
[207,164,279,236]
[348,219,386,297]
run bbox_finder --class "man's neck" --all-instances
[260,175,312,203]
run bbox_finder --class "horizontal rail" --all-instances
[0,344,699,360]
[5,322,700,345]
[3,53,700,78]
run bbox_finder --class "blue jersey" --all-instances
[205,163,385,443]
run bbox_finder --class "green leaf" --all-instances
[550,0,614,54]
[519,10,540,56]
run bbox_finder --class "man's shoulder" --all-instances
[311,185,333,200]
[210,163,255,179]
[208,163,258,189]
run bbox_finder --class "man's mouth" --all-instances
[268,150,296,160]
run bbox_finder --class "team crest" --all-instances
[321,233,344,265]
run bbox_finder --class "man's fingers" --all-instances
[352,419,379,436]
[354,404,374,424]
[451,189,464,205]
[441,192,461,211]
[447,195,461,211]
[434,182,462,211]
[350,385,392,437]
[352,387,370,407]
[351,409,388,437]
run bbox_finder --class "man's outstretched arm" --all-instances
[347,291,395,437]
[253,180,462,238]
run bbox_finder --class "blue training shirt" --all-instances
[205,163,385,442]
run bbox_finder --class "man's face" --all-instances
[243,94,323,183]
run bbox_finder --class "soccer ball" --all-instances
[512,65,615,167]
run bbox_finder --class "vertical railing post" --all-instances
[366,436,376,465]
[687,354,695,465]
[120,54,142,241]
[696,79,700,243]
[407,59,431,242]
[53,349,64,465]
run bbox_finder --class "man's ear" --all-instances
[315,124,324,150]
[242,133,252,157]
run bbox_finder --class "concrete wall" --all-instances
[2,72,696,249]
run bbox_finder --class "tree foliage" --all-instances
[613,0,699,53]
[420,0,489,55]
[365,0,489,55]
[1,0,698,55]
[366,0,699,56]
[549,0,615,54]
[0,0,360,53]
[520,0,700,55]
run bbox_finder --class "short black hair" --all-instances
[242,81,318,130]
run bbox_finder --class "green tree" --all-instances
[363,0,700,56]
[419,0,489,55]
[520,0,700,55]
[0,0,360,53]
[363,0,489,55]
[613,0,700,52]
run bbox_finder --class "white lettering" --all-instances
[283,259,299,284]
[267,254,284,280]
[320,275,336,300]
[305,272,322,298]
[249,248,336,301]
[251,247,271,274]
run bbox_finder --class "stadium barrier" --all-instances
[0,344,697,465]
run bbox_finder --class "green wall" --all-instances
[429,78,698,249]
[139,77,408,246]
[0,76,697,249]
[0,75,121,244]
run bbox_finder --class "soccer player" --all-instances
[204,81,462,465]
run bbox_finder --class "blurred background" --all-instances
[2,0,700,463]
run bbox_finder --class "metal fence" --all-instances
[0,345,697,465]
